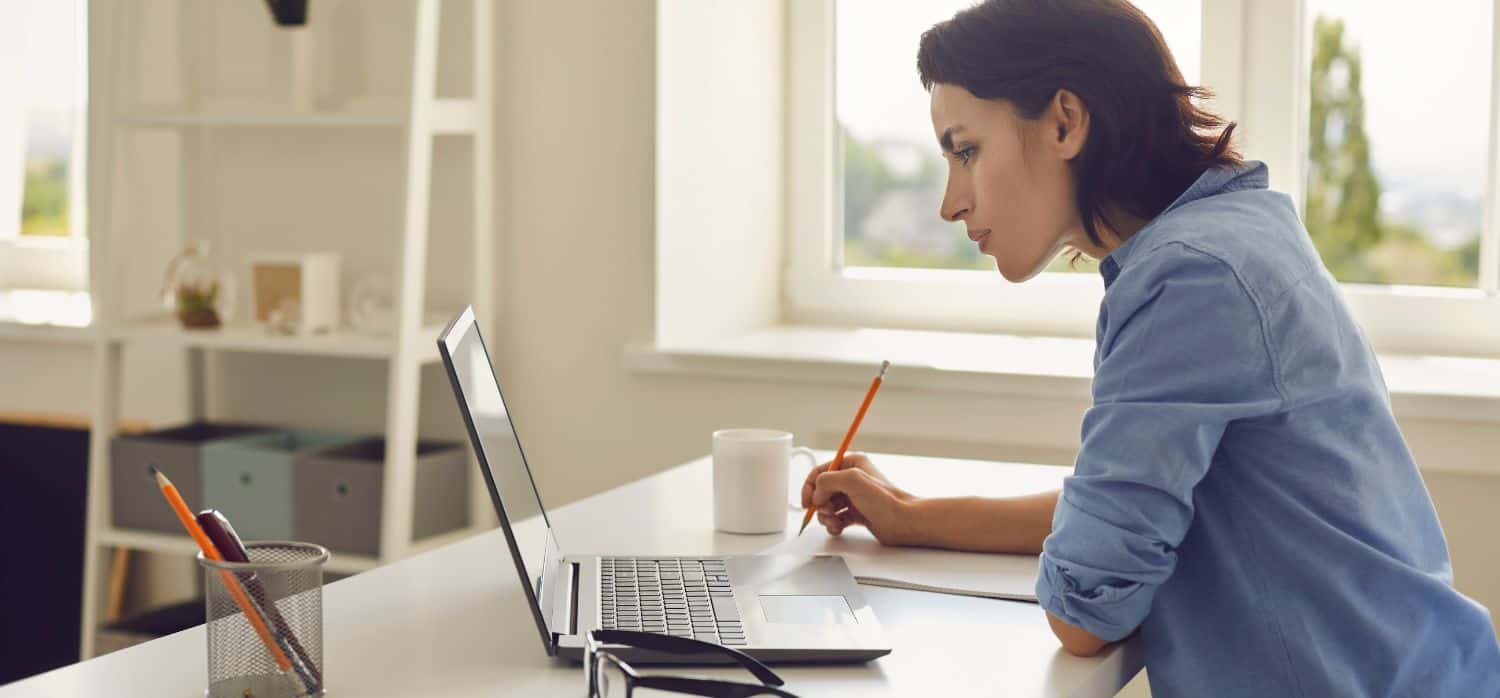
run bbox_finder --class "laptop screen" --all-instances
[438,307,557,637]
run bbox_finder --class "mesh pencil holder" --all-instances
[198,542,329,698]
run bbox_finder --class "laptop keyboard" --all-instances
[598,557,747,646]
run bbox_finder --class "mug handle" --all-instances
[788,447,820,510]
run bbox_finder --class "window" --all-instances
[0,0,89,324]
[788,0,1500,356]
[5,1,84,241]
[1304,0,1488,289]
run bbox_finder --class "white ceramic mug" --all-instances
[712,429,819,534]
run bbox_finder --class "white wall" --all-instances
[655,0,784,347]
[1,3,1495,681]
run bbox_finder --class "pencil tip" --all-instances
[878,360,890,378]
[148,464,159,476]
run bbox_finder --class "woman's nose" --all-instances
[940,177,970,222]
[941,199,970,223]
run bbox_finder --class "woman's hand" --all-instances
[800,452,922,546]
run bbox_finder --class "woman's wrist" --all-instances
[903,496,973,549]
[894,495,936,547]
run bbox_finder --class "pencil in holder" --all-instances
[198,541,329,697]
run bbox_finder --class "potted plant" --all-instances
[161,241,234,330]
[175,280,222,329]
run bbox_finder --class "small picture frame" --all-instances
[248,253,340,334]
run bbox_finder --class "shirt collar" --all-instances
[1097,160,1270,287]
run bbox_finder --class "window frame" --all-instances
[785,0,1500,357]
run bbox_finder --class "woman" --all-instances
[801,1,1500,696]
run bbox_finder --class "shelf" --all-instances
[79,0,496,660]
[117,109,401,128]
[96,527,379,575]
[114,98,477,134]
[106,316,450,363]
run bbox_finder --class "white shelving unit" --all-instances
[78,0,496,658]
[105,316,452,361]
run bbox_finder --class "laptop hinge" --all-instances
[549,561,580,648]
[568,561,581,636]
[538,573,561,654]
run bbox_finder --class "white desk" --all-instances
[6,452,1143,696]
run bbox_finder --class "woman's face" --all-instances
[930,83,1106,281]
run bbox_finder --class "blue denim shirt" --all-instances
[1034,161,1500,697]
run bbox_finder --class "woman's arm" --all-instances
[801,455,1058,553]
[904,490,1060,554]
[906,492,1112,655]
[805,460,1110,655]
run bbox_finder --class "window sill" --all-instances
[0,321,96,344]
[0,289,94,341]
[623,325,1500,425]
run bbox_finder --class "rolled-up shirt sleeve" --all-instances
[1035,243,1285,642]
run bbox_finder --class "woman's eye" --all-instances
[956,147,976,165]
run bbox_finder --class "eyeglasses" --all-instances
[585,629,801,698]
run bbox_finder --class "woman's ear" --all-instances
[1051,89,1090,161]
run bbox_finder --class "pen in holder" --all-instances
[198,542,328,697]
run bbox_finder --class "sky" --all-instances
[836,0,1490,199]
[1307,0,1492,198]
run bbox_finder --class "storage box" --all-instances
[202,429,358,541]
[294,438,470,556]
[110,423,272,533]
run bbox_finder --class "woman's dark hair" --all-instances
[917,0,1242,248]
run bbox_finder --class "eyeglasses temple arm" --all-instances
[631,674,800,698]
[591,630,784,686]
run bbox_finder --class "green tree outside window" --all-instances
[20,159,71,237]
[1306,16,1479,287]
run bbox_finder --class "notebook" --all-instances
[765,524,1040,602]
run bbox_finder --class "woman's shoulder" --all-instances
[1123,189,1321,310]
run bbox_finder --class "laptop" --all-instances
[437,306,892,664]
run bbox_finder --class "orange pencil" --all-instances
[150,466,305,691]
[798,360,890,536]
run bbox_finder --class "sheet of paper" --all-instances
[766,525,1040,602]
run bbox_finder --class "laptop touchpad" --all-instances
[759,595,857,624]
